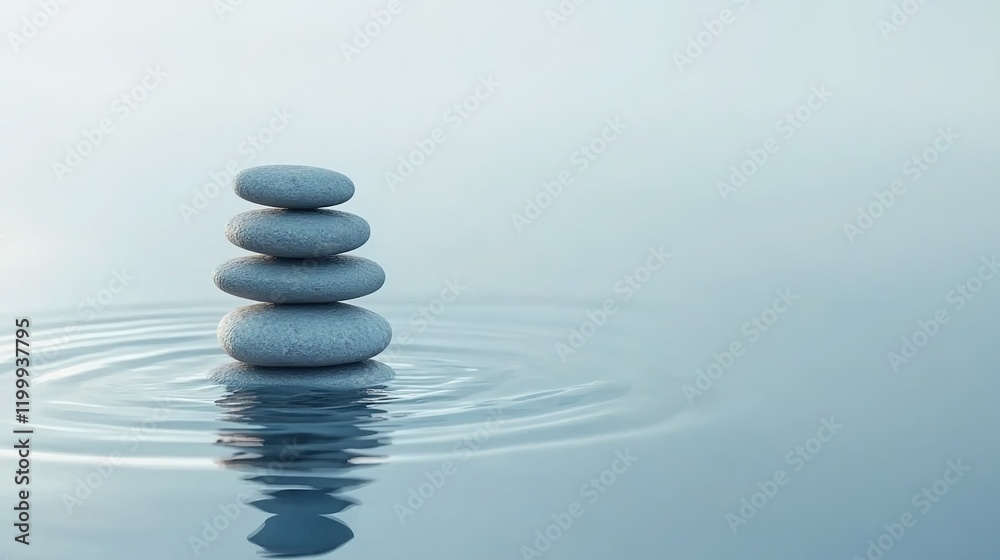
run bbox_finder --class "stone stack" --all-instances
[212,165,393,383]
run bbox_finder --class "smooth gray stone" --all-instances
[233,165,354,209]
[214,255,385,303]
[225,209,370,258]
[209,359,394,389]
[218,303,392,367]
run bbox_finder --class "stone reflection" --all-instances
[213,381,391,557]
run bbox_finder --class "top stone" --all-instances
[233,165,355,209]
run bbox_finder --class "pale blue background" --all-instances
[1,1,998,559]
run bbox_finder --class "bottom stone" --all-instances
[209,359,395,389]
[217,302,392,367]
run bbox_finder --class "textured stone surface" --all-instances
[217,303,392,367]
[233,165,355,209]
[225,209,370,258]
[214,255,385,303]
[209,359,394,388]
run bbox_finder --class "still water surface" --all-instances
[1,299,996,559]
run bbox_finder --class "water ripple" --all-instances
[0,301,657,467]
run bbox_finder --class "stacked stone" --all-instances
[212,165,392,378]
